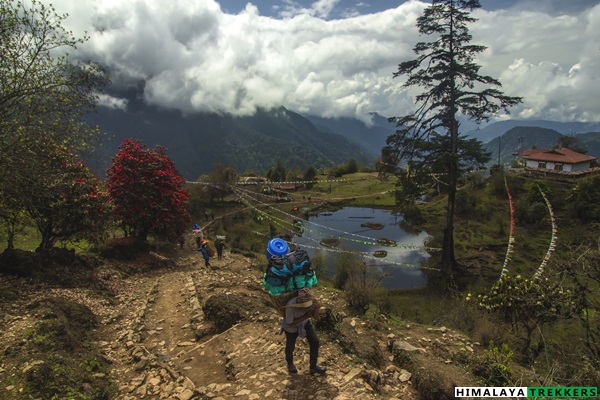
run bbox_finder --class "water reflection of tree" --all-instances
[394,209,424,235]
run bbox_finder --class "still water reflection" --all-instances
[291,207,431,289]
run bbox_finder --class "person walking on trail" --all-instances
[192,224,203,250]
[200,241,211,267]
[281,288,326,375]
[215,237,225,260]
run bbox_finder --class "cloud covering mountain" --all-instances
[47,0,600,124]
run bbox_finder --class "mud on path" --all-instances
[102,249,422,400]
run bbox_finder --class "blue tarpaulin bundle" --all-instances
[262,248,317,296]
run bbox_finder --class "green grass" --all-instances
[303,172,396,207]
[0,225,41,252]
[0,224,113,254]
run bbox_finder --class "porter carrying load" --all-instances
[262,238,318,316]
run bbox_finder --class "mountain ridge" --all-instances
[88,89,600,178]
[89,104,373,180]
[467,120,600,144]
[483,126,600,166]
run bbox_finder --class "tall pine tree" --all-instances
[386,0,522,277]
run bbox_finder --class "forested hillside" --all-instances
[468,119,600,143]
[484,126,600,165]
[90,101,372,179]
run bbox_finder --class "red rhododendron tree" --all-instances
[106,139,190,242]
[17,144,110,250]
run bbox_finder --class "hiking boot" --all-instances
[309,365,326,375]
[287,363,298,374]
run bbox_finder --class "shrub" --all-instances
[486,168,507,196]
[475,194,495,219]
[310,249,325,275]
[475,341,514,386]
[527,202,548,224]
[332,251,360,290]
[332,252,385,314]
[315,307,344,333]
[478,275,579,357]
[524,180,551,205]
[455,189,475,214]
[567,174,600,223]
[462,170,486,189]
[344,275,375,313]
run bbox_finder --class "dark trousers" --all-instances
[284,320,319,368]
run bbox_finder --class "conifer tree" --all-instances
[266,160,286,182]
[386,0,522,276]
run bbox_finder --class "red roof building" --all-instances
[522,147,597,174]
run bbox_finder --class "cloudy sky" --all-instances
[48,0,600,124]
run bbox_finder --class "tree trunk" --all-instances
[137,227,149,242]
[37,221,55,251]
[2,217,16,250]
[442,119,459,277]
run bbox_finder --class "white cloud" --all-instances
[278,0,341,19]
[48,0,600,123]
[477,4,600,122]
[96,93,128,110]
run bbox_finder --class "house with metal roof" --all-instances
[522,147,597,176]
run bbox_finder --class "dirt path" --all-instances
[0,244,487,399]
[102,249,422,400]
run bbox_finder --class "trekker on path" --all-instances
[200,241,211,267]
[192,224,203,250]
[215,236,225,260]
[281,288,325,375]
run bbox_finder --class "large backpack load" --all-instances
[262,238,318,316]
[262,247,318,297]
[200,239,215,257]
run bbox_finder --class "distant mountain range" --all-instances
[88,90,600,179]
[466,120,600,144]
[88,92,375,180]
[305,113,396,159]
[483,126,600,166]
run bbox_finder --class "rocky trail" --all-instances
[101,249,421,400]
[1,246,485,400]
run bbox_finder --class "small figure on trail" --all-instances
[192,224,203,250]
[281,288,325,375]
[199,240,211,267]
[215,235,225,260]
[211,212,215,221]
[205,211,210,222]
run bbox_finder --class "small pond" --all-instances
[291,207,432,289]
